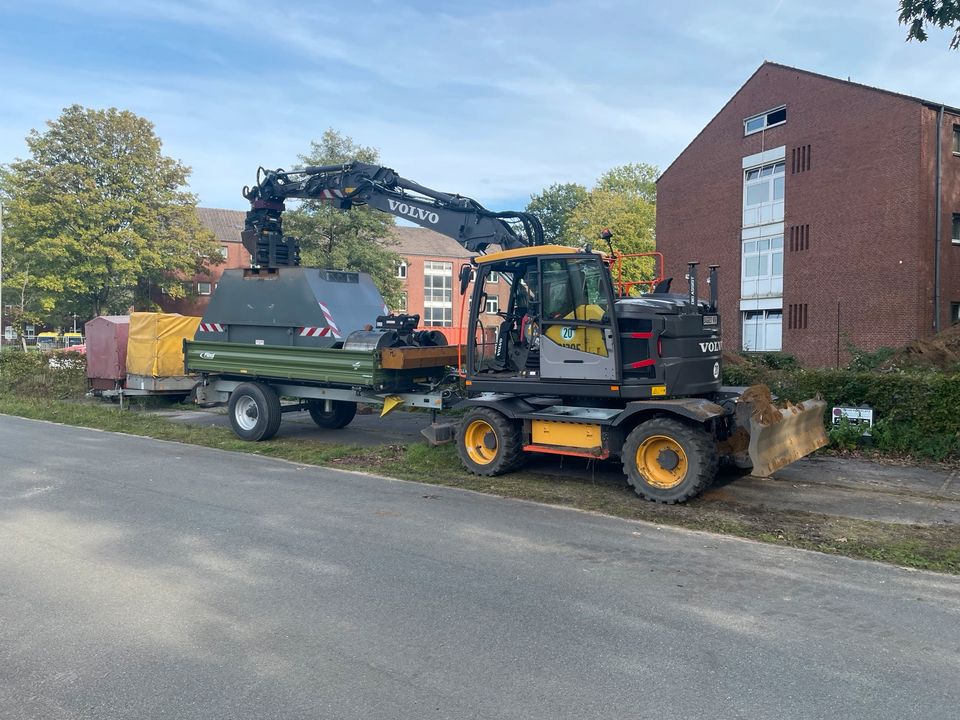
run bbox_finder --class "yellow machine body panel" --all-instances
[531,420,603,449]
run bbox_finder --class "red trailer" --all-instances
[84,316,130,391]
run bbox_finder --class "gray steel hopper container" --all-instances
[195,267,389,348]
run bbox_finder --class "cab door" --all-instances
[538,256,618,381]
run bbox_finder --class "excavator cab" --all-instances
[466,246,619,385]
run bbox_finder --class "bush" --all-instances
[0,349,88,399]
[722,363,960,460]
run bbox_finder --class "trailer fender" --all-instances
[613,398,727,428]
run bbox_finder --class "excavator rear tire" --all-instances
[622,417,717,503]
[457,407,526,476]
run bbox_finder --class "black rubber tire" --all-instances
[228,382,282,441]
[622,417,718,503]
[307,400,357,429]
[456,407,526,476]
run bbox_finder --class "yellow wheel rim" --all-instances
[636,435,688,489]
[464,419,498,465]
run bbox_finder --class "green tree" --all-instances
[282,129,402,307]
[594,163,658,204]
[0,105,218,325]
[525,182,588,243]
[900,0,960,48]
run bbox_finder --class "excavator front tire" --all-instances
[622,417,717,503]
[456,407,526,476]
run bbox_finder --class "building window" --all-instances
[486,271,499,284]
[182,282,193,296]
[397,292,407,313]
[954,125,960,155]
[743,161,785,227]
[396,261,407,278]
[953,214,960,245]
[744,106,786,136]
[741,235,784,298]
[25,324,36,339]
[485,296,500,314]
[742,310,782,351]
[951,302,960,325]
[197,282,212,295]
[423,260,452,327]
[219,245,229,261]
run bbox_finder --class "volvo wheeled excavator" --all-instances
[190,161,827,504]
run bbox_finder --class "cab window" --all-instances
[541,258,609,321]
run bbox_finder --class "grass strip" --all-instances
[2,394,958,575]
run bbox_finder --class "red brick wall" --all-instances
[930,107,960,330]
[657,63,934,367]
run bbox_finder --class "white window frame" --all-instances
[952,214,960,245]
[396,261,408,278]
[486,271,499,284]
[743,160,785,227]
[197,282,212,296]
[423,260,453,327]
[219,245,229,261]
[742,309,782,352]
[484,295,499,314]
[397,291,407,313]
[741,234,784,299]
[744,106,786,136]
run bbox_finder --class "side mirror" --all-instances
[459,263,473,295]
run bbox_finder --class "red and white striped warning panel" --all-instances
[199,323,224,332]
[319,189,344,200]
[317,301,341,338]
[298,326,334,337]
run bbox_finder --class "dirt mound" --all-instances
[878,324,960,372]
[740,384,782,424]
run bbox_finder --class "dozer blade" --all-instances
[747,397,829,478]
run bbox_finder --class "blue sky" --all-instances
[1,0,958,211]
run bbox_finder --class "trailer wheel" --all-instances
[228,382,282,441]
[307,400,357,429]
[622,417,717,504]
[456,407,525,476]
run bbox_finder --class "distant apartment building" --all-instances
[154,207,247,316]
[656,61,960,367]
[390,226,508,344]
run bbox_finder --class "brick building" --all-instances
[389,226,508,344]
[155,207,247,316]
[656,61,960,367]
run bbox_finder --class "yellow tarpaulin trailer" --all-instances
[126,312,201,378]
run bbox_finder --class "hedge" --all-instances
[0,349,88,399]
[724,363,960,460]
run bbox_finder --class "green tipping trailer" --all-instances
[184,339,459,442]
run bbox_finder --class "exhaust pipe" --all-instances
[686,261,699,306]
[708,264,719,313]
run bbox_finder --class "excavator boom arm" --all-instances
[241,163,542,267]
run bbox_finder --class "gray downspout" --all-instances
[935,105,944,333]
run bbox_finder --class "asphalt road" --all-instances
[1,415,959,720]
